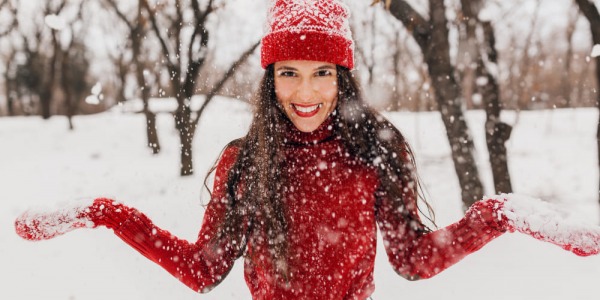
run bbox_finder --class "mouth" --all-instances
[292,103,322,118]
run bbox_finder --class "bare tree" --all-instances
[141,0,258,175]
[460,0,513,194]
[0,0,18,116]
[54,0,91,130]
[573,0,600,205]
[39,1,67,119]
[103,0,161,154]
[3,0,96,123]
[372,0,484,207]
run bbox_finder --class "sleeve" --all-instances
[376,157,506,280]
[94,145,242,293]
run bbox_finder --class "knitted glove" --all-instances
[464,198,510,233]
[496,194,600,256]
[15,198,130,241]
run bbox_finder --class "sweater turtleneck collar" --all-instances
[283,113,337,145]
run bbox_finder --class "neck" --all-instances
[283,114,336,145]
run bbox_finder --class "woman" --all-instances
[14,1,599,299]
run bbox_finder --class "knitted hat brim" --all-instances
[261,30,354,70]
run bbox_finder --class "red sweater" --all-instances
[92,120,505,300]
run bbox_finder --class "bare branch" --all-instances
[190,0,203,21]
[192,40,260,127]
[175,0,183,70]
[192,0,215,24]
[140,0,177,73]
[574,0,600,37]
[379,0,430,49]
[188,0,205,63]
[102,0,134,30]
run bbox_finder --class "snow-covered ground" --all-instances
[2,97,600,299]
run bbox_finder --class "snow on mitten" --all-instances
[15,198,130,241]
[494,194,600,256]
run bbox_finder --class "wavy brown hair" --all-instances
[204,64,435,281]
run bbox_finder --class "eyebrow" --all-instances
[275,65,336,71]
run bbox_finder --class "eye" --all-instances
[315,69,333,77]
[278,70,296,77]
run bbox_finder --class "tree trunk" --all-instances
[397,0,485,207]
[7,98,14,116]
[116,54,128,104]
[4,67,13,116]
[144,110,160,153]
[40,31,61,119]
[573,0,600,207]
[177,62,197,176]
[478,22,512,194]
[425,54,484,207]
[135,3,160,154]
[40,82,53,120]
[175,59,201,176]
[460,0,513,194]
[175,94,194,176]
[60,50,75,131]
[132,29,160,154]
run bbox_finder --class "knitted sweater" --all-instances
[95,119,505,300]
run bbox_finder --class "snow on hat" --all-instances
[261,0,354,70]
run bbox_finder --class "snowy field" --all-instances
[2,97,600,300]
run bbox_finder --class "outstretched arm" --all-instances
[15,146,242,293]
[378,191,600,281]
[377,195,506,280]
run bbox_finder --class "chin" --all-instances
[292,120,321,133]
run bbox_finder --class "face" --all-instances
[274,60,338,133]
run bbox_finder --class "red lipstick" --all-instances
[292,103,321,118]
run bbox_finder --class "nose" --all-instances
[296,78,315,102]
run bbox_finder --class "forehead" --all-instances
[274,60,336,70]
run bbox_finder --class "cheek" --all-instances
[274,80,293,104]
[322,82,338,105]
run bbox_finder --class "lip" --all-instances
[292,103,322,118]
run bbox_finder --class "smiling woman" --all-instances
[13,0,600,300]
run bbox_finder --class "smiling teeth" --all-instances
[294,104,322,113]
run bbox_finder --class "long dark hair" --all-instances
[203,64,435,281]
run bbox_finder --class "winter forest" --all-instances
[2,0,600,299]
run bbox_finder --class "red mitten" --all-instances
[497,194,600,256]
[15,198,130,241]
[465,198,510,233]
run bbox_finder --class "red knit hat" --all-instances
[261,0,354,70]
